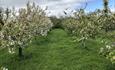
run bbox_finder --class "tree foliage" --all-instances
[0,2,53,56]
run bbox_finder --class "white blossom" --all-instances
[8,48,15,54]
[106,45,111,49]
[99,47,104,53]
[1,66,8,70]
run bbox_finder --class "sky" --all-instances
[0,0,115,16]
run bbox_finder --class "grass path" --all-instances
[0,29,115,70]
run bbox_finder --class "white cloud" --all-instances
[0,0,94,16]
[38,0,94,16]
[110,7,115,12]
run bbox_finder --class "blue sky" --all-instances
[86,0,115,12]
[0,0,114,16]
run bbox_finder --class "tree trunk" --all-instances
[18,47,23,58]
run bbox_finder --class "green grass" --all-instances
[0,29,115,70]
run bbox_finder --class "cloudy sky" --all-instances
[0,0,114,16]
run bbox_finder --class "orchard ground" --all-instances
[0,29,115,70]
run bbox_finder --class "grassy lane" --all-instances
[0,29,115,70]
